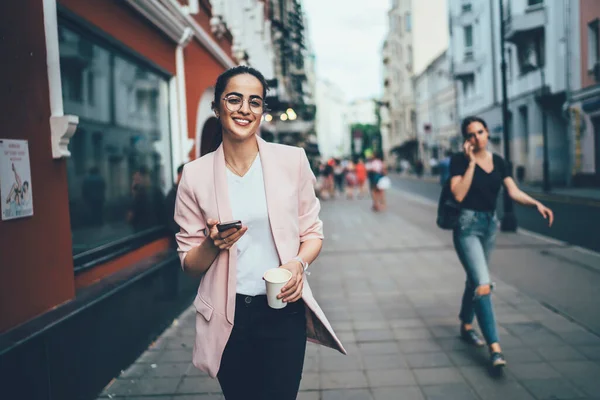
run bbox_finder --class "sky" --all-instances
[302,0,390,102]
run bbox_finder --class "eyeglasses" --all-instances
[222,94,266,115]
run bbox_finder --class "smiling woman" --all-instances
[174,66,345,399]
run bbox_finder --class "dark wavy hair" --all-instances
[460,116,488,138]
[202,66,269,156]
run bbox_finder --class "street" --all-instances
[98,186,600,400]
[391,176,600,254]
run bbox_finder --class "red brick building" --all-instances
[0,0,236,398]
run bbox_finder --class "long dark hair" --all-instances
[460,116,488,138]
[201,66,269,156]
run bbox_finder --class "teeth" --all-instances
[234,118,250,124]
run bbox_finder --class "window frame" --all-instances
[58,7,174,274]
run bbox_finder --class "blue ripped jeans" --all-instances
[453,209,499,345]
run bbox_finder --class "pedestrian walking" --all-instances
[354,157,368,198]
[174,66,345,400]
[366,151,387,211]
[449,116,554,368]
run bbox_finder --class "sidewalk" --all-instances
[98,193,600,400]
[399,172,600,204]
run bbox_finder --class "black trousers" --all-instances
[217,294,307,400]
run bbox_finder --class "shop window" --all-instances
[58,25,172,267]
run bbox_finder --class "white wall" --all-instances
[315,79,350,158]
[347,99,377,125]
[412,0,449,76]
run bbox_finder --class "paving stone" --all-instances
[520,378,585,400]
[412,367,466,385]
[536,345,587,362]
[321,354,364,371]
[366,368,416,387]
[507,362,562,380]
[320,371,369,390]
[363,353,409,370]
[176,376,222,394]
[104,377,181,397]
[355,329,396,342]
[405,352,453,369]
[372,386,425,400]
[358,341,401,355]
[420,383,479,400]
[297,392,320,400]
[321,389,374,400]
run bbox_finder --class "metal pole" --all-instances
[541,67,551,192]
[499,0,518,232]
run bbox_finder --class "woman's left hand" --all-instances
[277,261,304,303]
[536,203,554,227]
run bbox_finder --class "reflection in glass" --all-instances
[59,26,172,256]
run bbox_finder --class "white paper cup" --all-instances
[263,268,292,309]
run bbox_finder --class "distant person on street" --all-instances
[438,150,452,186]
[354,157,368,198]
[366,151,387,211]
[174,66,345,400]
[127,166,166,232]
[450,116,554,369]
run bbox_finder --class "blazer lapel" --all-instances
[213,144,236,324]
[256,136,286,264]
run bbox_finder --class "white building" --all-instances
[382,0,448,165]
[448,0,503,151]
[413,50,458,168]
[210,0,275,79]
[315,80,350,159]
[503,0,571,185]
[449,0,574,185]
[347,99,378,125]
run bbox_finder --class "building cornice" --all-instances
[125,0,235,68]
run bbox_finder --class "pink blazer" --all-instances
[174,136,346,378]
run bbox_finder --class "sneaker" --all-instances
[490,352,507,368]
[460,328,485,347]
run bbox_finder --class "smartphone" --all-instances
[216,220,242,232]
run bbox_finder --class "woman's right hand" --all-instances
[463,141,475,164]
[206,218,248,251]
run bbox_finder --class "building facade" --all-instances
[0,0,238,398]
[503,0,572,185]
[382,0,449,167]
[569,0,600,186]
[413,51,459,169]
[449,0,503,153]
[315,79,350,159]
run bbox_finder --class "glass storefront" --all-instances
[58,25,172,260]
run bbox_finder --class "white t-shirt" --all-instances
[226,155,281,296]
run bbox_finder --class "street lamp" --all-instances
[499,0,518,232]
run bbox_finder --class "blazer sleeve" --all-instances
[298,149,324,242]
[174,167,208,269]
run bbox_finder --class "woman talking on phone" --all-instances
[450,116,554,368]
[174,66,345,399]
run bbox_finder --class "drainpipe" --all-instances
[175,28,194,167]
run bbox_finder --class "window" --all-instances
[405,13,411,32]
[528,0,543,6]
[519,106,529,154]
[462,76,475,99]
[464,25,473,49]
[588,20,599,72]
[59,25,173,262]
[461,2,472,13]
